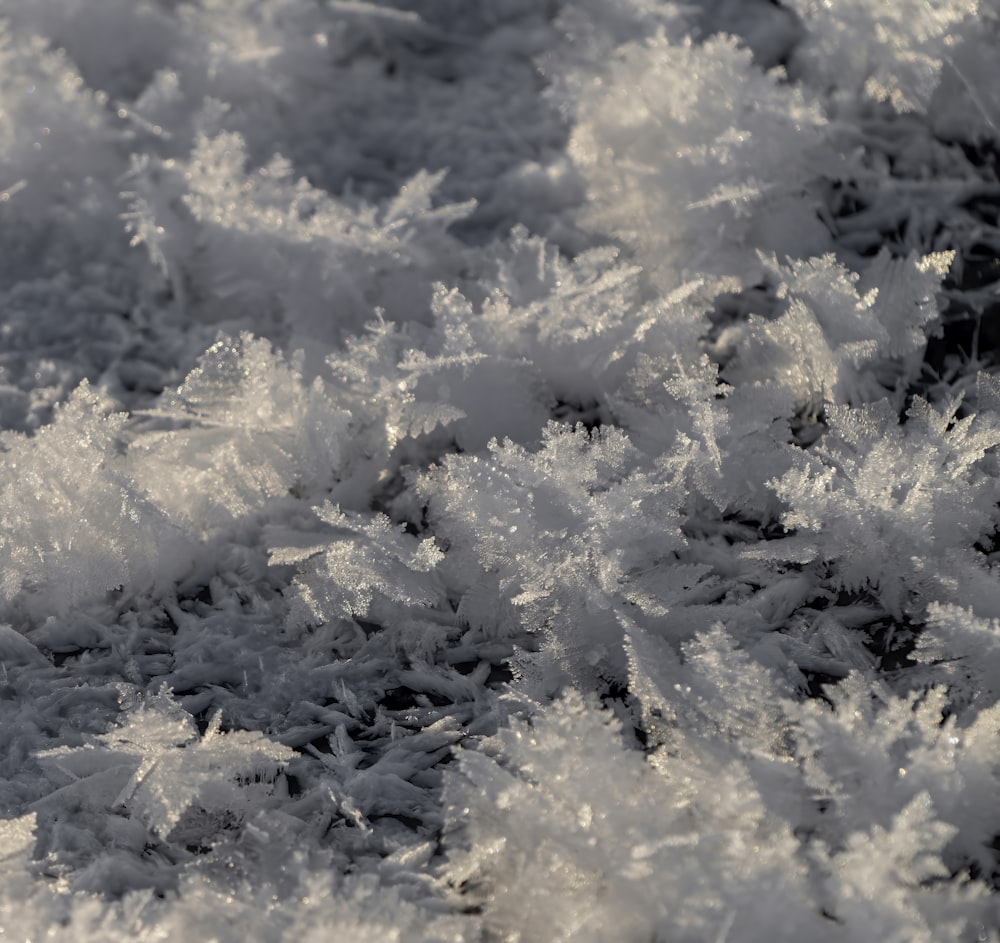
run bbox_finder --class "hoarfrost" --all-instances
[4,0,1000,939]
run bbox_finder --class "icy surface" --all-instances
[5,0,1000,939]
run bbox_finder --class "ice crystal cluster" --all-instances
[6,0,1000,940]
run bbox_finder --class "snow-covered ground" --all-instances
[4,1,1000,939]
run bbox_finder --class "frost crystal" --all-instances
[130,333,349,528]
[0,382,179,612]
[566,31,832,282]
[40,691,295,838]
[787,0,979,112]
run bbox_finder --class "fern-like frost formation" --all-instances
[5,0,1000,939]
